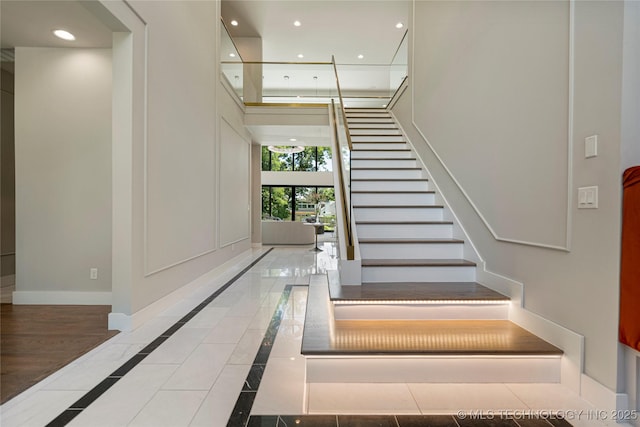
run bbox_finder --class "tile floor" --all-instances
[0,241,630,427]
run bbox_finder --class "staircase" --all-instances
[302,108,563,384]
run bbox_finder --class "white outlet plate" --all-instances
[578,186,598,209]
[90,268,98,280]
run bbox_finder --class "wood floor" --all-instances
[0,304,118,404]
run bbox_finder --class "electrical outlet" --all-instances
[90,268,98,280]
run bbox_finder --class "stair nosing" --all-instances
[353,205,443,208]
[359,238,464,244]
[351,158,417,161]
[352,190,435,194]
[351,178,428,181]
[361,259,477,267]
[351,167,421,170]
[356,220,453,225]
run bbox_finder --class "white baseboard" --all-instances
[108,247,269,332]
[581,373,629,414]
[12,291,112,305]
[477,267,584,394]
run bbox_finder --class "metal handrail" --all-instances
[330,99,354,260]
[331,55,353,151]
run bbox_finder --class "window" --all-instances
[262,185,335,225]
[261,146,332,172]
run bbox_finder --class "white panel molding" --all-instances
[409,0,574,252]
[218,115,251,248]
[141,5,219,277]
[13,291,112,305]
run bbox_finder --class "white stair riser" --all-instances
[347,119,396,125]
[333,303,509,320]
[349,123,399,129]
[351,159,417,168]
[356,223,453,239]
[349,129,401,136]
[351,180,429,192]
[354,207,443,221]
[346,113,392,118]
[351,142,408,150]
[362,265,476,282]
[359,242,463,259]
[351,150,413,159]
[351,135,405,143]
[351,169,423,180]
[352,192,435,205]
[306,357,561,383]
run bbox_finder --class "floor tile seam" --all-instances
[504,383,535,410]
[43,248,275,427]
[404,383,424,415]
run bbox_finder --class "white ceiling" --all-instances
[222,0,410,65]
[0,1,113,49]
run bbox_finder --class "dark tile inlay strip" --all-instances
[243,415,572,427]
[228,285,294,426]
[45,248,274,427]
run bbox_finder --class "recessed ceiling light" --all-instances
[294,20,301,27]
[382,104,387,108]
[229,53,236,58]
[290,138,297,142]
[297,54,304,58]
[230,20,239,26]
[53,29,75,41]
[396,22,404,29]
[357,54,364,59]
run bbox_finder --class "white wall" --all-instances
[14,47,112,302]
[262,171,333,187]
[399,0,625,391]
[101,0,253,325]
[621,1,640,171]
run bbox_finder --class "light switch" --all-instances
[578,186,598,209]
[585,135,598,158]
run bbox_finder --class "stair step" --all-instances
[351,142,408,150]
[348,123,399,129]
[362,258,475,267]
[351,158,417,168]
[351,179,430,192]
[349,129,401,135]
[351,149,413,159]
[329,280,509,302]
[361,259,476,282]
[353,206,443,221]
[303,276,561,383]
[351,168,423,180]
[351,135,405,143]
[359,238,464,259]
[352,191,435,206]
[356,221,453,239]
[346,118,396,124]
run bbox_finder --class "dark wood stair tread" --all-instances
[352,190,435,194]
[351,167,421,170]
[302,319,562,356]
[353,205,443,209]
[351,178,428,181]
[351,158,416,161]
[359,238,463,244]
[361,259,476,267]
[329,281,509,302]
[351,149,411,152]
[356,220,453,225]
